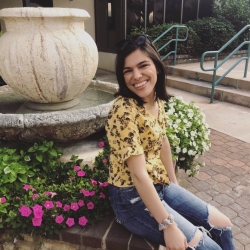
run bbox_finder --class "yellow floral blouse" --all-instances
[105,96,170,187]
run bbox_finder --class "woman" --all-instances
[105,34,235,250]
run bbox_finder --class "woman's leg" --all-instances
[162,182,235,250]
[109,185,223,250]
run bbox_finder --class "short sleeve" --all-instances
[105,99,144,163]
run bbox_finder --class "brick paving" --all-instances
[178,129,250,250]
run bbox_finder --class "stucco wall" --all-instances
[98,52,116,72]
[53,0,95,40]
[0,0,23,31]
[0,0,22,9]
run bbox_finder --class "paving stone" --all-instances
[210,158,227,166]
[232,216,249,228]
[232,224,241,236]
[241,224,250,238]
[213,194,235,206]
[234,233,250,245]
[234,239,244,250]
[213,174,231,183]
[204,188,219,197]
[194,192,212,202]
[218,206,237,219]
[194,172,211,181]
[246,244,250,250]
[235,196,250,209]
[226,181,239,188]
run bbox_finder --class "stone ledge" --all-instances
[0,215,161,250]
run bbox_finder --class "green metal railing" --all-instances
[152,25,188,65]
[200,24,250,103]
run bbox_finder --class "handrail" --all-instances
[152,25,188,65]
[200,24,250,103]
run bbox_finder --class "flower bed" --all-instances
[0,140,112,241]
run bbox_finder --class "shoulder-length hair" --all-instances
[114,39,171,106]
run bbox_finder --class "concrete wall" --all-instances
[0,0,23,31]
[98,52,116,72]
[53,0,95,40]
[0,0,22,9]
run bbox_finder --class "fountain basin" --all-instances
[0,80,117,142]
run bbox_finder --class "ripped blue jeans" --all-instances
[109,183,235,250]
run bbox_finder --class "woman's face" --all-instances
[123,49,158,103]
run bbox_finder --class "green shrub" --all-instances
[213,0,250,44]
[129,23,202,56]
[186,17,238,53]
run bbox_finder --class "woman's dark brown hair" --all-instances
[114,37,171,106]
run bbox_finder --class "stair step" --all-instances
[167,66,250,91]
[166,75,250,108]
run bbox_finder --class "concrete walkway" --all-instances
[96,66,250,250]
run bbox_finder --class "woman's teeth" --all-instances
[134,80,147,88]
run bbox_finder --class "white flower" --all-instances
[182,148,187,153]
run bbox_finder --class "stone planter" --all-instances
[0,8,98,110]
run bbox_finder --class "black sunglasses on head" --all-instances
[115,34,156,53]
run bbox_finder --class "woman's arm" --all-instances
[126,155,187,250]
[160,136,178,184]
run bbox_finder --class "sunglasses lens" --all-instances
[115,40,129,53]
[133,35,147,46]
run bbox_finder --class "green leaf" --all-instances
[36,155,43,162]
[24,155,31,161]
[0,207,7,213]
[18,174,28,183]
[3,166,11,174]
[49,149,58,157]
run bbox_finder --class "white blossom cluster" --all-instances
[165,96,211,177]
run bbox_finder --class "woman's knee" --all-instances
[208,205,232,228]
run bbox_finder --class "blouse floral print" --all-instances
[105,96,170,187]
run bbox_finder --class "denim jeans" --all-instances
[109,182,235,250]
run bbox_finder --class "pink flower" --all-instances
[56,201,63,208]
[91,179,97,186]
[87,202,94,210]
[71,202,79,211]
[32,194,38,200]
[98,141,104,148]
[33,204,43,211]
[32,217,42,227]
[78,216,88,226]
[80,189,90,196]
[100,192,106,199]
[66,218,75,227]
[73,166,81,172]
[31,188,36,192]
[23,184,31,191]
[63,204,71,211]
[44,201,54,209]
[45,191,51,195]
[69,177,74,181]
[44,191,57,197]
[55,215,64,224]
[0,197,6,204]
[77,170,86,177]
[33,210,44,218]
[78,200,85,207]
[102,159,107,163]
[19,205,32,217]
[99,181,109,187]
[89,191,95,196]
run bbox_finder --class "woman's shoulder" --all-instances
[112,96,138,109]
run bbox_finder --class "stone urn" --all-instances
[0,7,98,110]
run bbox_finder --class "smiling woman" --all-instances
[105,34,236,250]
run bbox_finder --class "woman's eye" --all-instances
[123,70,131,74]
[140,64,148,68]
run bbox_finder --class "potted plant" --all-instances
[164,96,211,177]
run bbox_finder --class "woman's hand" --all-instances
[164,224,188,250]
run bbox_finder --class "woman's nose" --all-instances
[133,68,142,80]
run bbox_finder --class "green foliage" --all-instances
[0,140,112,240]
[129,23,202,56]
[213,0,250,44]
[186,17,238,53]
